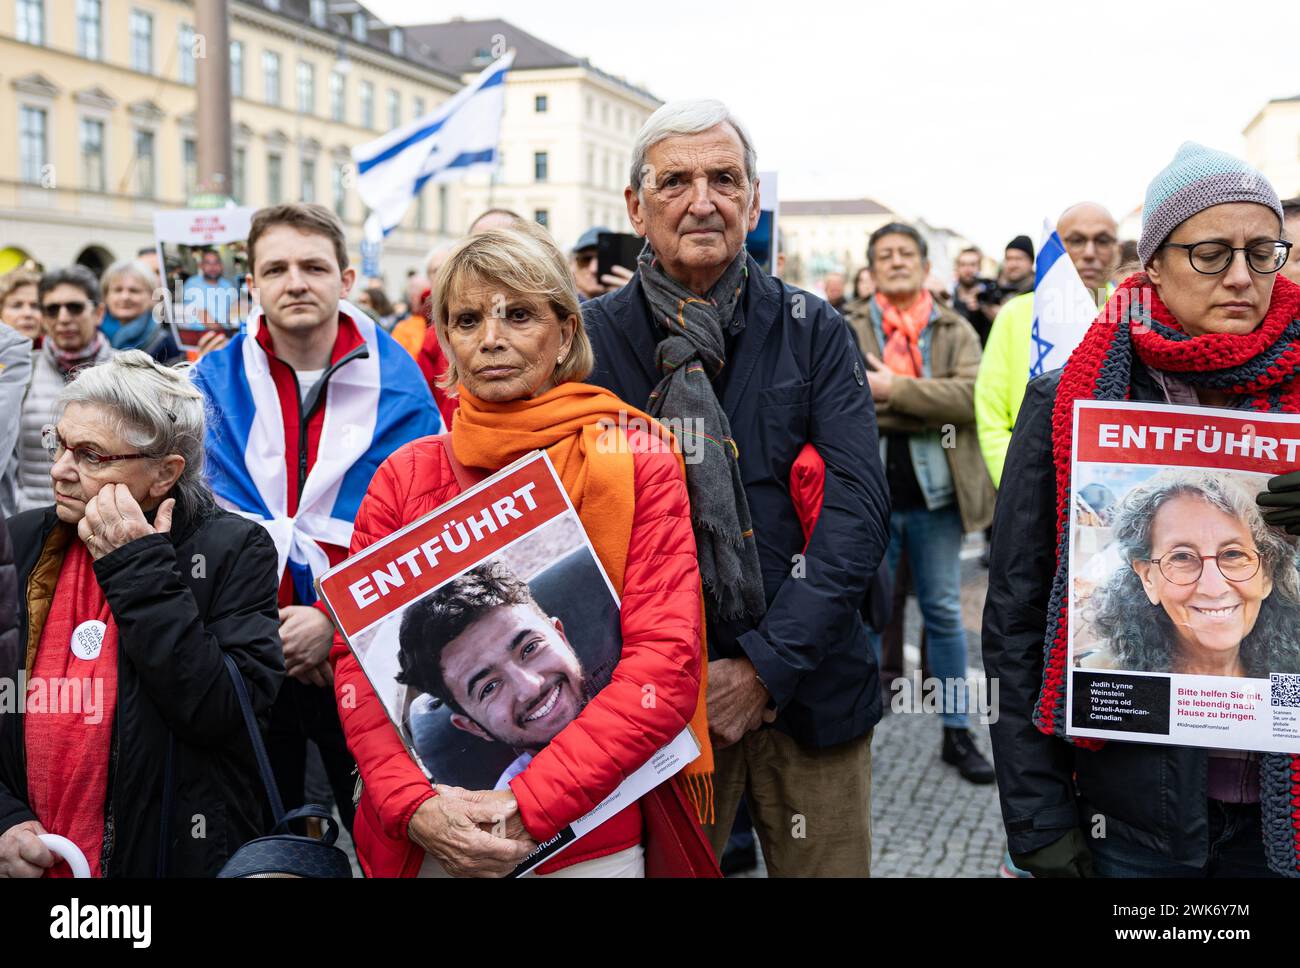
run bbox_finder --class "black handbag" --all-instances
[215,654,353,878]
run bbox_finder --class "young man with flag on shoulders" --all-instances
[192,203,440,831]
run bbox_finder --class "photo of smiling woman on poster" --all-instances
[1081,470,1300,677]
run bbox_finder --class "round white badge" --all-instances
[70,620,107,661]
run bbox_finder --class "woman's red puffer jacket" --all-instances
[330,429,719,877]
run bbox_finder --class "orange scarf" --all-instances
[876,290,933,378]
[452,382,713,820]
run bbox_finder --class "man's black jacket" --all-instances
[1,501,283,876]
[582,256,891,748]
[984,361,1223,865]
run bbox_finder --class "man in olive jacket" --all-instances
[844,221,996,783]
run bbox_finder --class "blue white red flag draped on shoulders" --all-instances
[191,301,441,604]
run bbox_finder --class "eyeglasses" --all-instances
[574,252,596,268]
[1147,548,1261,585]
[41,426,155,472]
[41,300,90,318]
[1158,240,1292,275]
[1063,235,1118,254]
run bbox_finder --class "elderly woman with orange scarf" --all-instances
[331,221,718,878]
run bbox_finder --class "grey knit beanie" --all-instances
[1139,142,1284,266]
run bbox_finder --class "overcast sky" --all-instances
[368,0,1300,253]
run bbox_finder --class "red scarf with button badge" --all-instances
[24,538,119,877]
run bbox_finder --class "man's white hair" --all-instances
[629,99,758,198]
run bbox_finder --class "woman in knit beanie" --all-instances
[983,142,1300,879]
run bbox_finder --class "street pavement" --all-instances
[869,538,1005,877]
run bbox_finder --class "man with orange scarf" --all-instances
[845,221,997,783]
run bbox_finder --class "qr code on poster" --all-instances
[1270,674,1300,708]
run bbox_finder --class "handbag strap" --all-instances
[156,734,175,878]
[434,432,486,490]
[222,653,286,824]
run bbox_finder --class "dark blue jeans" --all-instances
[1089,800,1280,878]
[867,504,970,728]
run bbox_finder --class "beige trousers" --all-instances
[702,727,873,877]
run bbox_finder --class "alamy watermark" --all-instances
[0,673,105,725]
[890,670,1000,725]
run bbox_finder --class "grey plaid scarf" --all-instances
[638,244,766,624]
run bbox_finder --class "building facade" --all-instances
[1244,94,1300,201]
[405,18,661,254]
[778,198,896,288]
[1,0,461,283]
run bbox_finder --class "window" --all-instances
[297,61,315,115]
[329,70,345,122]
[309,0,326,27]
[134,128,155,197]
[601,102,609,126]
[586,149,593,183]
[438,184,448,234]
[360,81,374,129]
[332,163,347,219]
[77,0,101,59]
[387,89,400,129]
[179,24,196,84]
[388,29,403,56]
[20,107,47,184]
[351,12,367,42]
[534,209,549,228]
[616,107,623,130]
[602,153,609,189]
[230,41,244,97]
[80,119,105,193]
[585,96,592,120]
[183,138,197,196]
[299,157,316,203]
[233,147,246,204]
[17,0,43,44]
[267,152,283,204]
[130,9,153,73]
[263,51,281,106]
[416,191,425,230]
[535,94,548,113]
[534,151,548,183]
[413,96,426,120]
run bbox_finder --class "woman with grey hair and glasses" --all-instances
[0,351,283,878]
[99,259,181,364]
[1083,470,1300,678]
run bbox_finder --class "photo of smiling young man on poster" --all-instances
[396,560,596,789]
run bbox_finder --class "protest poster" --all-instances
[316,451,699,875]
[1067,400,1300,753]
[152,207,255,347]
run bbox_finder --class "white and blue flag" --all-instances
[353,51,515,242]
[192,302,441,604]
[1029,217,1101,378]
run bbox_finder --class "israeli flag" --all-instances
[1029,217,1101,378]
[354,51,515,242]
[192,302,441,604]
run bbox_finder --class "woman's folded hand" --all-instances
[407,788,536,877]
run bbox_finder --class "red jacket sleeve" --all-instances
[417,324,459,428]
[330,444,442,842]
[509,432,704,841]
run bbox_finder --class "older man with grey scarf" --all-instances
[582,99,890,877]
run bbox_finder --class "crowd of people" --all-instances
[1,96,1299,879]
